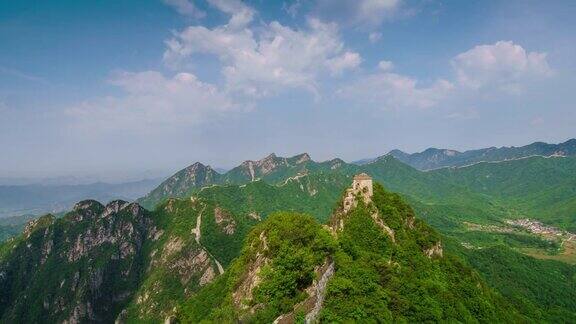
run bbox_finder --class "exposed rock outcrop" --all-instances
[273,260,335,324]
[214,207,237,235]
[424,241,444,258]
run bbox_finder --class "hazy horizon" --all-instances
[2,0,576,179]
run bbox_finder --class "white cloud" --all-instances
[358,0,401,25]
[164,17,361,97]
[283,0,302,18]
[338,71,454,110]
[163,0,205,19]
[326,51,362,75]
[67,71,241,130]
[451,41,552,92]
[369,32,382,43]
[338,41,554,112]
[206,0,255,29]
[377,60,394,71]
[314,0,402,28]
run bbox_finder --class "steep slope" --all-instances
[0,197,248,323]
[196,172,350,223]
[179,211,336,323]
[388,138,576,170]
[455,244,576,322]
[178,179,526,323]
[118,197,251,322]
[138,162,221,209]
[320,181,523,322]
[0,200,156,323]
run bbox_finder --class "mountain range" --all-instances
[1,139,576,322]
[385,138,576,170]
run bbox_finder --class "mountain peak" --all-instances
[291,153,311,164]
[73,199,104,213]
[187,162,208,170]
[259,153,277,163]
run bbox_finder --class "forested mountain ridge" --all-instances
[137,153,353,209]
[385,138,576,170]
[2,172,575,322]
[177,179,526,323]
[139,150,576,234]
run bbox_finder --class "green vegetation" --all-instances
[320,184,523,322]
[457,244,576,322]
[0,201,150,323]
[179,212,336,323]
[432,156,576,231]
[178,183,528,323]
[390,138,576,170]
[3,150,576,323]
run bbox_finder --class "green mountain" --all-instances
[177,181,525,323]
[387,138,576,170]
[0,200,155,323]
[137,153,353,209]
[0,173,349,323]
[431,156,576,231]
[2,170,575,322]
[456,244,576,322]
[139,152,576,256]
[138,162,221,210]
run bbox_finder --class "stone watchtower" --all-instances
[352,173,373,197]
[342,173,373,213]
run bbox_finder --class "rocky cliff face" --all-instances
[225,153,313,183]
[0,199,157,323]
[0,196,244,323]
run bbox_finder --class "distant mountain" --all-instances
[0,178,163,220]
[387,138,576,170]
[138,150,576,233]
[138,153,352,209]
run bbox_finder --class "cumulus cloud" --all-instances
[338,71,454,110]
[451,41,552,92]
[314,0,402,28]
[206,0,255,29]
[369,32,382,43]
[163,0,205,19]
[67,71,241,130]
[326,52,362,75]
[283,0,302,18]
[377,60,394,71]
[164,17,361,97]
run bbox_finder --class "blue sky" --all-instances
[1,0,575,180]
